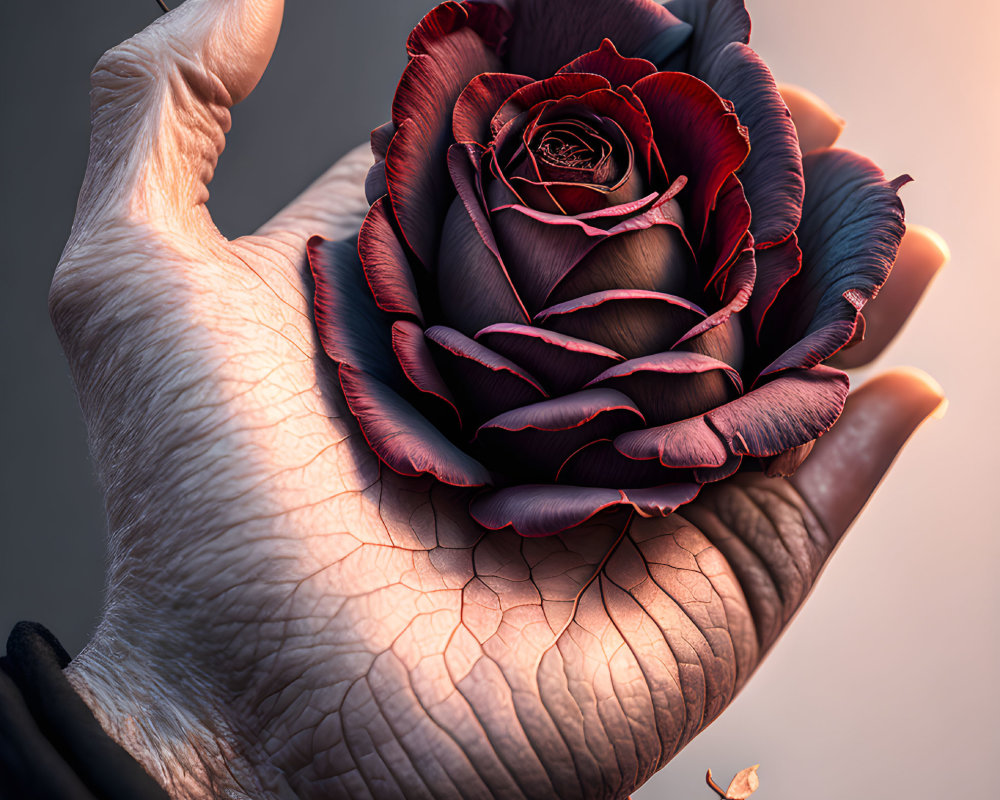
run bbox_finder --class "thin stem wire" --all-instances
[155,0,170,12]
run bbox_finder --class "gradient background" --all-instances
[1,0,996,797]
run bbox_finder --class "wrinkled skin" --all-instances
[54,1,946,798]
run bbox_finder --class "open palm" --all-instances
[54,1,945,798]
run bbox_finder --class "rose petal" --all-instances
[425,325,548,425]
[437,145,531,335]
[490,183,691,310]
[474,389,645,477]
[365,160,388,205]
[406,0,510,57]
[358,197,423,322]
[587,352,743,426]
[699,172,752,289]
[522,88,662,193]
[615,414,729,469]
[632,71,750,246]
[339,365,491,487]
[748,234,802,339]
[309,235,400,388]
[676,240,755,346]
[490,73,612,137]
[370,121,396,160]
[471,484,628,536]
[704,43,804,247]
[705,365,849,457]
[623,483,702,517]
[535,289,707,359]
[391,320,461,429]
[556,439,675,486]
[387,10,503,267]
[693,452,742,483]
[763,439,816,478]
[504,0,691,78]
[557,38,658,86]
[664,0,750,73]
[830,223,950,369]
[759,319,859,378]
[509,105,649,214]
[673,314,745,372]
[475,323,624,394]
[453,72,534,145]
[760,149,909,374]
[549,223,697,304]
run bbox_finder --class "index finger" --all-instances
[75,0,283,238]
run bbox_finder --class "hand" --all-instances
[54,1,946,798]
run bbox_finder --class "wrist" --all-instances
[65,617,263,800]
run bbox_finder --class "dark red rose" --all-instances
[310,0,909,536]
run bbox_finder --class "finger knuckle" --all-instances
[91,37,163,99]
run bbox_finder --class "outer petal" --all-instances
[693,452,743,483]
[632,71,750,245]
[503,0,691,78]
[340,365,491,487]
[311,236,490,487]
[438,145,531,335]
[763,440,816,478]
[616,414,729,468]
[664,0,750,73]
[475,323,624,394]
[309,236,400,388]
[371,121,396,160]
[761,149,909,374]
[358,197,423,322]
[557,38,658,86]
[676,238,755,346]
[623,483,702,517]
[705,365,849,457]
[831,224,950,369]
[365,122,395,203]
[391,320,461,428]
[425,325,548,424]
[704,43,805,247]
[387,6,504,267]
[748,234,801,339]
[699,172,752,289]
[535,289,706,359]
[407,0,510,57]
[470,485,626,536]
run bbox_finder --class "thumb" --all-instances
[790,367,946,544]
[73,0,283,235]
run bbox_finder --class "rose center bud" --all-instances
[528,119,618,186]
[496,109,645,218]
[536,125,609,169]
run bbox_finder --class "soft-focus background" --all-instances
[1,0,996,796]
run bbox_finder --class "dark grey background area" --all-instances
[2,1,996,798]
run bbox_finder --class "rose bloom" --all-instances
[310,0,908,536]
